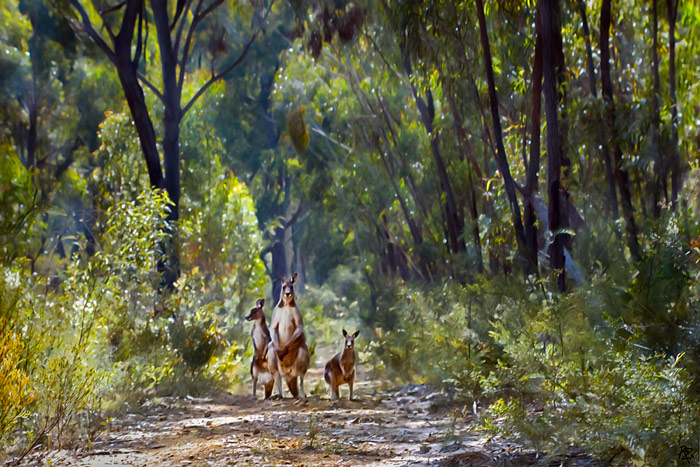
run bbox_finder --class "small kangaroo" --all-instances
[270,273,310,398]
[324,329,360,400]
[245,299,281,400]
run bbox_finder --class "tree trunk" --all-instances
[27,30,39,171]
[475,0,528,272]
[553,1,571,184]
[541,0,567,291]
[577,0,597,98]
[524,4,543,276]
[667,0,681,209]
[271,229,288,303]
[405,59,466,256]
[373,134,430,280]
[651,0,663,217]
[576,0,618,218]
[600,0,641,262]
[446,91,484,273]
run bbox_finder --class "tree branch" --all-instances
[197,0,225,23]
[180,0,276,117]
[181,30,258,117]
[133,2,145,66]
[177,0,205,93]
[137,72,165,102]
[282,203,306,229]
[173,0,194,57]
[100,1,126,16]
[67,0,116,63]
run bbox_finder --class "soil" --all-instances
[15,357,597,466]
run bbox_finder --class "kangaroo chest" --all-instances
[273,306,300,347]
[251,324,269,356]
[340,351,355,374]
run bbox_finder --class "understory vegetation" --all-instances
[2,0,700,465]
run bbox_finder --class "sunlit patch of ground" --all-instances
[17,354,598,466]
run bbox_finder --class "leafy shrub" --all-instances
[0,318,34,450]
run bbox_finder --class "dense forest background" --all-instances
[1,0,699,464]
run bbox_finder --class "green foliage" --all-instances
[483,309,699,465]
[0,317,35,450]
[373,256,700,464]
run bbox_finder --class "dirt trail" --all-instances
[17,350,598,467]
[29,380,526,467]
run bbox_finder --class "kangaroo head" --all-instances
[245,298,265,321]
[342,329,360,349]
[278,272,298,306]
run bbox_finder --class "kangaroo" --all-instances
[324,329,359,400]
[245,299,281,400]
[269,273,310,398]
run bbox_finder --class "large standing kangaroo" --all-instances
[270,273,310,398]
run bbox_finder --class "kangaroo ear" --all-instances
[342,329,348,337]
[291,272,298,283]
[256,298,265,308]
[353,330,360,338]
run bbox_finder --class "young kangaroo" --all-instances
[324,329,360,400]
[270,273,310,398]
[245,299,281,400]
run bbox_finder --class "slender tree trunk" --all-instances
[475,0,528,272]
[524,4,543,276]
[112,0,164,191]
[667,0,681,209]
[115,62,164,190]
[577,0,618,218]
[405,59,466,256]
[600,0,642,262]
[446,92,484,273]
[27,30,39,171]
[577,0,597,98]
[153,0,183,287]
[541,0,567,291]
[373,134,430,280]
[553,1,571,184]
[651,0,663,217]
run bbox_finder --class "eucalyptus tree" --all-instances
[60,0,280,286]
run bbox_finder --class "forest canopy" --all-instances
[1,0,699,465]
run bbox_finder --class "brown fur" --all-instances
[270,273,310,398]
[324,330,359,400]
[246,299,280,400]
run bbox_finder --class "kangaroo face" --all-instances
[279,272,298,306]
[342,329,360,349]
[245,298,265,321]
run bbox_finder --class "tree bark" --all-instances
[152,0,183,287]
[404,59,466,256]
[152,0,182,221]
[577,0,597,98]
[575,0,618,218]
[111,0,164,191]
[651,0,663,217]
[541,0,567,291]
[475,0,529,272]
[600,0,641,262]
[446,91,484,273]
[667,0,681,209]
[524,4,543,276]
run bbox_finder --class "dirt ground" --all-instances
[15,355,597,467]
